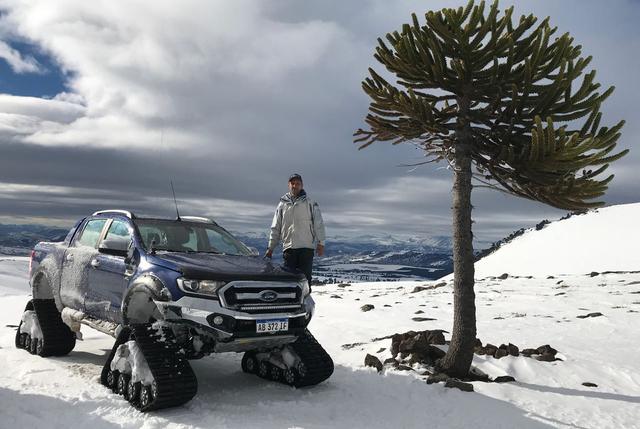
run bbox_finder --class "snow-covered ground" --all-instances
[1,204,640,428]
[474,203,640,277]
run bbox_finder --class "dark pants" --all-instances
[283,248,314,284]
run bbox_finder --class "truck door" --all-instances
[59,218,108,312]
[87,219,131,323]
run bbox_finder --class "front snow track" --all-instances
[242,329,334,388]
[15,299,76,357]
[100,324,198,412]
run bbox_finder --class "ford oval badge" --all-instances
[259,290,278,302]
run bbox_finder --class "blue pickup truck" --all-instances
[16,209,333,411]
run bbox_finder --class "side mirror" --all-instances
[99,237,131,257]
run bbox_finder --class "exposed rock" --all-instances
[536,353,557,362]
[498,273,509,280]
[547,276,555,279]
[536,345,557,356]
[411,282,447,293]
[590,271,599,277]
[337,283,350,288]
[376,347,386,353]
[483,343,498,356]
[521,348,537,357]
[361,304,375,312]
[330,295,343,299]
[444,378,474,392]
[397,364,414,371]
[493,375,516,383]
[412,317,437,322]
[576,312,603,319]
[370,294,380,298]
[414,310,424,314]
[342,342,365,350]
[507,343,519,356]
[582,382,598,388]
[383,304,392,307]
[494,348,508,359]
[383,357,399,367]
[390,330,447,358]
[364,354,383,372]
[426,373,449,384]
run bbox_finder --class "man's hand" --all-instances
[265,249,273,259]
[316,243,324,257]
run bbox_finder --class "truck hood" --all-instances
[151,252,304,282]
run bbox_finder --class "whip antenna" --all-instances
[170,180,181,220]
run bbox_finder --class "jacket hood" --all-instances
[151,252,305,282]
[281,189,307,204]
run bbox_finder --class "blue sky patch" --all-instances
[0,40,67,98]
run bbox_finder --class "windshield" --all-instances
[134,219,252,256]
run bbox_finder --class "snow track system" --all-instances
[100,324,198,412]
[241,330,334,387]
[15,299,76,357]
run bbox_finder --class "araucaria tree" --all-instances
[355,0,627,378]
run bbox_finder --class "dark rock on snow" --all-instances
[426,373,450,384]
[364,354,383,372]
[361,304,374,312]
[493,375,516,383]
[444,378,474,392]
[582,382,598,388]
[576,312,603,319]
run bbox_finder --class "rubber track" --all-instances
[101,324,198,412]
[289,330,334,387]
[15,299,76,357]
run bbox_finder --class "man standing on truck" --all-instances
[265,173,325,285]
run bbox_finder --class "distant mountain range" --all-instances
[0,224,70,255]
[0,223,455,281]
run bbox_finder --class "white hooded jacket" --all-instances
[268,190,325,251]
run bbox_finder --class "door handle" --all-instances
[91,259,100,268]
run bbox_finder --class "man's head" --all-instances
[288,173,303,197]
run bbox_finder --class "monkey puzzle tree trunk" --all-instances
[437,95,477,378]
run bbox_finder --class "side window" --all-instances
[76,219,108,248]
[105,220,131,241]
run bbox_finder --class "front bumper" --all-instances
[155,294,315,343]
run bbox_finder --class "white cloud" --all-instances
[0,39,41,73]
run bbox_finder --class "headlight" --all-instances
[177,278,226,297]
[300,279,310,297]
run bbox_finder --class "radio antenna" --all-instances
[170,180,181,220]
[160,127,181,221]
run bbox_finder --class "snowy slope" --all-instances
[1,203,640,428]
[475,203,640,277]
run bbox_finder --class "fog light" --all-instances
[213,316,224,325]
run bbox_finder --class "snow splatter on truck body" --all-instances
[17,209,333,411]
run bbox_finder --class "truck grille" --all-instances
[219,281,303,313]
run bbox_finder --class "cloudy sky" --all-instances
[0,0,637,245]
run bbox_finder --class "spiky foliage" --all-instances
[355,0,627,378]
[355,0,626,211]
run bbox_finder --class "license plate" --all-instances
[256,318,288,333]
